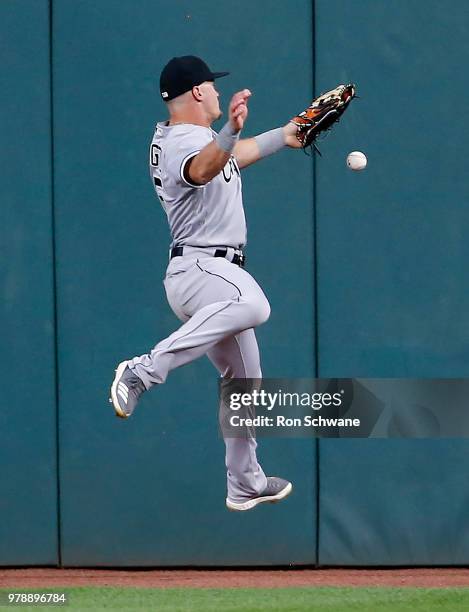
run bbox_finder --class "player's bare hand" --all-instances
[229,89,251,132]
[283,122,302,148]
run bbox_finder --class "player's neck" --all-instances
[168,108,211,128]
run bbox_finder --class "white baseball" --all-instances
[347,151,367,171]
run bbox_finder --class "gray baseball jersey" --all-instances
[149,122,246,248]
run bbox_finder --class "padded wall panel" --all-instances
[316,0,469,565]
[53,0,316,566]
[0,0,58,565]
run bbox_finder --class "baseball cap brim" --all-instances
[212,71,230,79]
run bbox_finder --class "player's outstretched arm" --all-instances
[232,138,261,169]
[186,90,251,185]
[233,122,301,169]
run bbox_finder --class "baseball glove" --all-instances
[290,83,356,153]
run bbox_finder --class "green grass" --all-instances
[1,586,469,611]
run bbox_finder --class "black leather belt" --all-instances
[170,246,245,268]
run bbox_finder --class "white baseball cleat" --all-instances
[226,477,293,511]
[109,360,146,419]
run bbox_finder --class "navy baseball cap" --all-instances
[160,55,229,101]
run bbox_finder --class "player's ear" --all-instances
[192,85,203,102]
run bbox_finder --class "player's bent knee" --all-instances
[259,298,271,325]
[249,296,271,327]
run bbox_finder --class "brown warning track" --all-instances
[1,568,469,589]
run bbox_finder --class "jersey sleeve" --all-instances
[167,126,214,188]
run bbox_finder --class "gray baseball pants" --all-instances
[128,251,269,503]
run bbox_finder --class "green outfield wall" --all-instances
[0,0,58,565]
[0,0,468,566]
[315,0,469,565]
[52,0,316,566]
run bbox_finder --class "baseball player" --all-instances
[110,55,354,511]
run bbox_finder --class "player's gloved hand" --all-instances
[289,83,356,152]
[229,89,251,133]
[283,122,303,149]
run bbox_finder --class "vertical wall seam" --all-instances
[312,0,321,569]
[312,7,319,379]
[48,0,62,568]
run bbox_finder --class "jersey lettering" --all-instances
[222,156,240,183]
[150,144,161,167]
[150,144,166,203]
